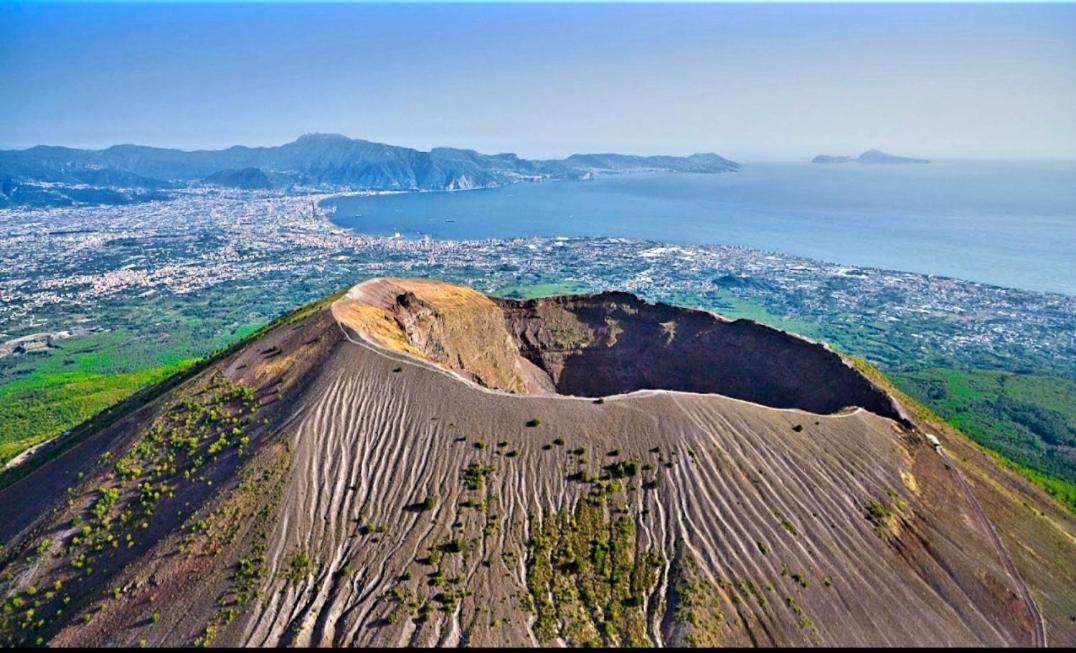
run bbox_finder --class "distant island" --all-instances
[0,133,739,208]
[812,149,931,165]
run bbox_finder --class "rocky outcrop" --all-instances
[332,278,554,394]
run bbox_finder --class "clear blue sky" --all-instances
[2,2,1074,160]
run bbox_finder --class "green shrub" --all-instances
[440,538,464,554]
[866,500,890,526]
[283,549,313,584]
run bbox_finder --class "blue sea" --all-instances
[327,161,1076,295]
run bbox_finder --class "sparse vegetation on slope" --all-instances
[0,371,265,646]
[525,490,662,646]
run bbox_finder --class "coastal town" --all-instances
[2,188,1074,378]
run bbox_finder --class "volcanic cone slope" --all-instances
[0,278,1073,648]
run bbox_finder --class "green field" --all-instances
[0,323,252,467]
[0,360,196,465]
[491,278,593,300]
[892,368,1076,511]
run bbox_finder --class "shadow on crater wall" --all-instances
[499,292,907,421]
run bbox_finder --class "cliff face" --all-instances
[0,278,1072,648]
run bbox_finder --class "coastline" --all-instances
[316,164,1076,297]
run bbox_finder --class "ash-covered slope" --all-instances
[1,279,1073,648]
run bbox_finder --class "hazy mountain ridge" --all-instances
[0,133,739,206]
[203,167,274,190]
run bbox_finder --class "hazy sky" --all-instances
[2,2,1074,160]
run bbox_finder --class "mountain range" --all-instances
[0,134,739,208]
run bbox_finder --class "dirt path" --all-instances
[940,448,1046,647]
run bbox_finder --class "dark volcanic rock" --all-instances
[497,292,906,421]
